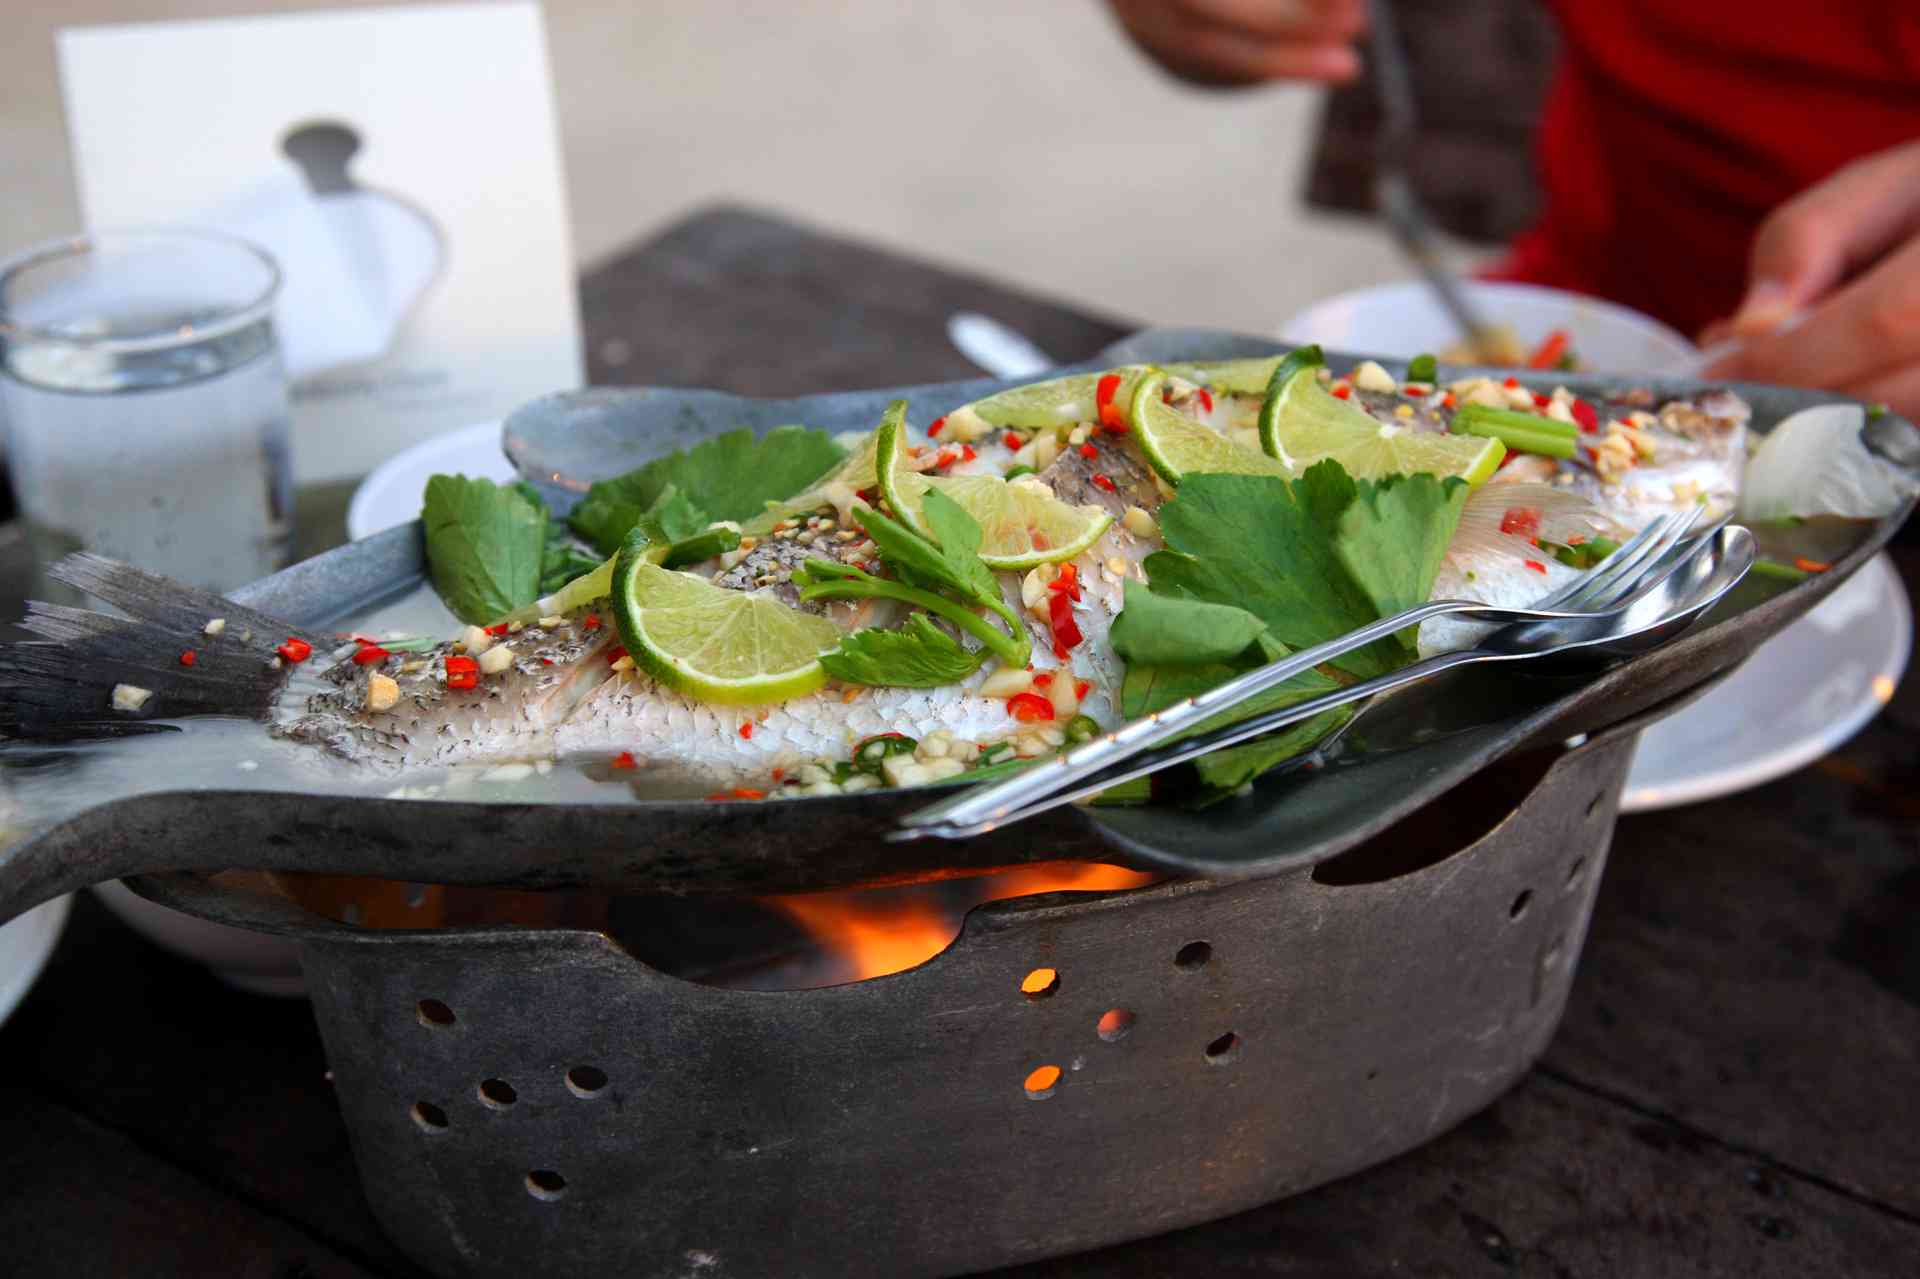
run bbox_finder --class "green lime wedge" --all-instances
[876,403,1111,567]
[744,428,879,535]
[1164,355,1294,396]
[609,535,843,705]
[952,367,1145,432]
[1129,368,1292,486]
[1259,353,1504,485]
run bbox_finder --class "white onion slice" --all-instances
[1740,403,1918,521]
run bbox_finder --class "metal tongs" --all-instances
[896,510,1751,842]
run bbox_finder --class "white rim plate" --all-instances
[0,895,72,1029]
[346,420,512,541]
[1621,552,1910,811]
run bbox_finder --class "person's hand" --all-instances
[1108,0,1367,87]
[1702,141,1920,417]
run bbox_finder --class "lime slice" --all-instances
[610,537,843,704]
[876,404,1111,568]
[744,429,879,535]
[955,367,1144,431]
[1259,357,1504,485]
[1164,355,1290,396]
[1129,368,1292,485]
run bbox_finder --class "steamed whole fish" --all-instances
[0,357,1752,803]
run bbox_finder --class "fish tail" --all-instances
[0,554,316,741]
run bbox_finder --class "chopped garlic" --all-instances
[478,646,514,676]
[981,665,1037,699]
[1352,360,1396,394]
[111,683,152,713]
[365,672,401,712]
[202,618,226,637]
[1122,506,1156,538]
[940,405,993,443]
[537,615,564,629]
[1067,425,1090,447]
[608,654,635,673]
[1105,556,1128,577]
[1393,404,1415,419]
[1048,671,1080,720]
[1033,432,1062,471]
[922,757,967,782]
[459,625,493,655]
[1020,564,1058,615]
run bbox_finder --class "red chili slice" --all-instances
[1048,591,1082,658]
[1003,432,1023,449]
[1499,507,1543,538]
[1524,559,1549,574]
[1571,399,1599,433]
[179,650,196,667]
[1404,385,1429,397]
[928,416,946,436]
[1533,393,1550,409]
[961,445,977,463]
[276,637,313,664]
[739,721,754,740]
[1503,376,1521,389]
[1008,692,1055,722]
[352,645,391,665]
[611,751,638,770]
[1197,388,1215,413]
[732,787,766,800]
[1091,473,1116,492]
[1095,373,1121,412]
[1526,328,1570,369]
[1079,443,1098,459]
[1794,557,1832,573]
[484,623,510,636]
[582,615,602,631]
[1331,385,1352,400]
[445,653,479,690]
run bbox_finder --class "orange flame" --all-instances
[763,861,1158,985]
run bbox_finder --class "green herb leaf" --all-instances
[1109,579,1268,667]
[1406,353,1437,383]
[568,426,844,554]
[422,475,547,624]
[1191,706,1353,795]
[820,615,985,687]
[633,485,711,547]
[1143,465,1465,679]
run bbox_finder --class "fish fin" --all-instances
[0,554,316,741]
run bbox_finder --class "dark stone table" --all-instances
[1,206,1915,1277]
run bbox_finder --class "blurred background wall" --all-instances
[2,0,1481,335]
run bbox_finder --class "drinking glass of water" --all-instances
[0,230,292,599]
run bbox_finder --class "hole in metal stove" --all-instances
[566,1066,609,1097]
[416,999,456,1027]
[478,1078,518,1109]
[1174,941,1212,970]
[1097,1008,1136,1041]
[411,1102,448,1132]
[1509,889,1533,920]
[1021,967,1060,999]
[1024,1065,1062,1100]
[525,1170,568,1201]
[1204,1032,1242,1064]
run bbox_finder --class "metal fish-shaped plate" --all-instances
[0,328,1911,919]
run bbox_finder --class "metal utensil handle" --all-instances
[900,595,1479,834]
[900,647,1491,840]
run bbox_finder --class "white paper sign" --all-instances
[59,3,584,483]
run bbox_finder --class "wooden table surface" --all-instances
[1,206,1916,1278]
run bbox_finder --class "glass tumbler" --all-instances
[0,230,293,599]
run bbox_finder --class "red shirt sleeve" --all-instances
[1485,1,1920,337]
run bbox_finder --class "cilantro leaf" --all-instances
[1333,470,1468,653]
[1144,464,1464,679]
[1109,580,1268,667]
[919,487,1005,606]
[423,475,547,624]
[511,481,605,595]
[820,615,985,687]
[569,425,844,554]
[633,485,711,547]
[1192,706,1353,794]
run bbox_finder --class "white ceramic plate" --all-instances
[1621,552,1910,811]
[0,895,71,1028]
[1280,280,1697,375]
[345,420,512,540]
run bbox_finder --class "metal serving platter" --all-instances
[0,329,1911,918]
